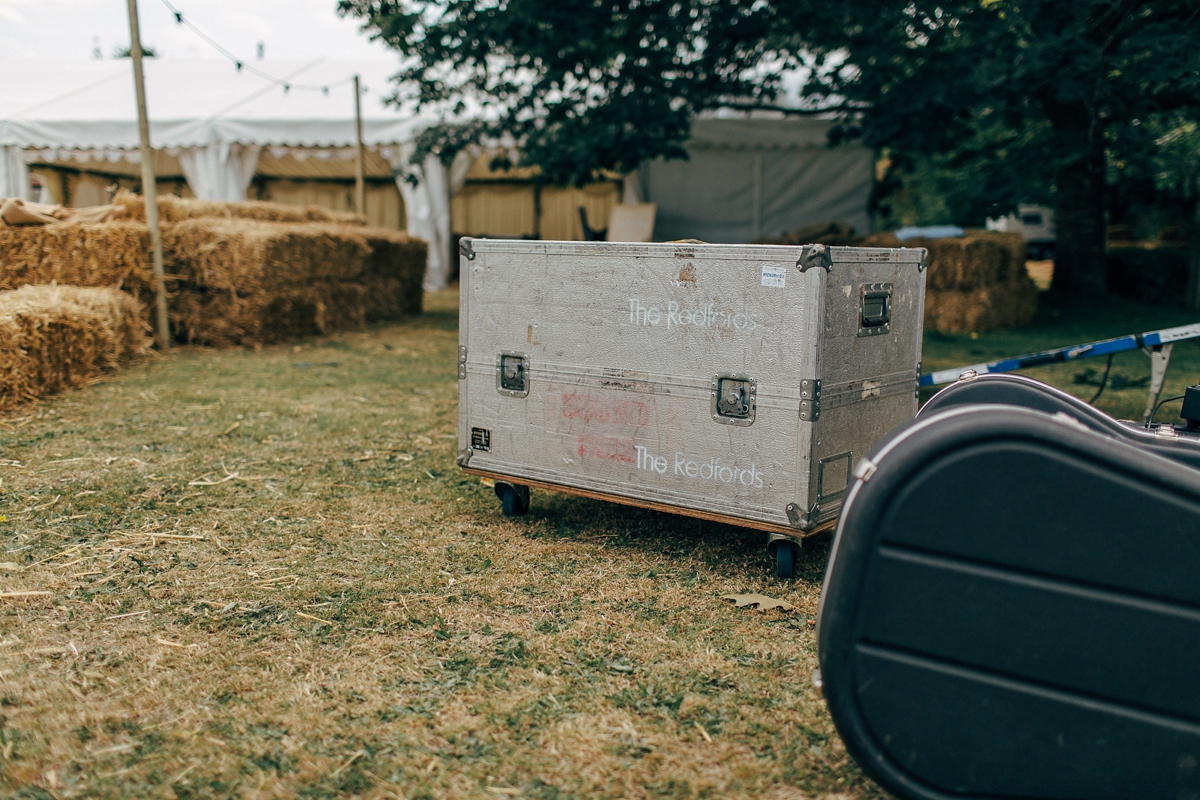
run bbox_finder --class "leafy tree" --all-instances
[1107,111,1200,305]
[341,0,1200,297]
[337,0,785,186]
[790,0,1200,295]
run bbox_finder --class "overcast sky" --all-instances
[0,0,394,62]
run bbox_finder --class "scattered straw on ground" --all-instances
[0,285,150,413]
[0,291,876,799]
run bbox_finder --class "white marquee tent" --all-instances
[0,59,463,290]
[1,59,876,289]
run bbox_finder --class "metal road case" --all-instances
[456,238,927,576]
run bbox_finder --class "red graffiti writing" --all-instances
[576,433,636,465]
[561,392,650,427]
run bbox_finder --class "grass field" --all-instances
[3,287,1197,799]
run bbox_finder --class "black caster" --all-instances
[769,537,801,579]
[494,482,530,516]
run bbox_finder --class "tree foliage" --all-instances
[338,0,787,185]
[341,0,1200,294]
[790,0,1200,293]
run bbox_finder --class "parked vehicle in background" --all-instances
[986,204,1056,260]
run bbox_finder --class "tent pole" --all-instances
[125,0,170,350]
[354,74,366,219]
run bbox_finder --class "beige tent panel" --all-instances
[539,182,620,241]
[258,179,403,230]
[451,184,537,237]
[464,154,540,182]
[256,150,394,180]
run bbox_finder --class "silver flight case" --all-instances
[456,239,927,576]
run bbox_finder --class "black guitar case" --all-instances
[817,403,1200,799]
[919,372,1200,468]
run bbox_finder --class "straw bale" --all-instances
[897,230,1027,291]
[757,221,858,246]
[359,230,427,315]
[924,281,1038,334]
[162,220,373,292]
[163,222,425,343]
[0,285,150,412]
[857,232,902,248]
[113,190,365,226]
[172,283,381,347]
[0,222,153,296]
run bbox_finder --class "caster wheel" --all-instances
[774,540,799,579]
[495,482,530,516]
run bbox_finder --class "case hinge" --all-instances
[799,379,822,421]
[458,346,468,379]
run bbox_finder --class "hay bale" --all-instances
[857,232,902,248]
[924,281,1038,334]
[0,285,150,412]
[172,283,372,347]
[162,220,373,292]
[0,212,426,347]
[758,221,858,246]
[853,228,1036,331]
[112,190,365,226]
[166,223,426,344]
[897,230,1027,291]
[360,230,427,315]
[0,222,154,297]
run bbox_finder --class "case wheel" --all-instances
[770,537,800,579]
[495,482,530,517]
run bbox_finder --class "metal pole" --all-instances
[126,0,170,350]
[353,75,366,219]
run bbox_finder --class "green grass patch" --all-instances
[2,288,1193,798]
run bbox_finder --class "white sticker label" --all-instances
[761,266,787,288]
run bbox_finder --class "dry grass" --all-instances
[0,286,150,414]
[0,290,870,799]
[113,190,366,226]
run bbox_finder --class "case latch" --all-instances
[859,283,892,337]
[496,352,530,397]
[711,374,756,426]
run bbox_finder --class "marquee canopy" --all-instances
[0,59,459,290]
[1,59,876,286]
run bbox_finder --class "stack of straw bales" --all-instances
[112,191,365,226]
[164,220,425,346]
[0,194,427,347]
[0,285,150,412]
[861,229,1038,333]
